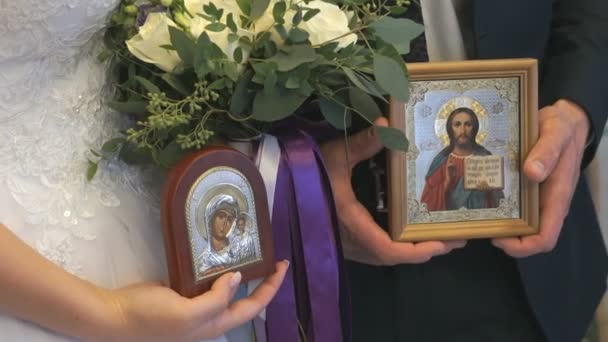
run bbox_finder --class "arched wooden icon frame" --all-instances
[161,146,274,297]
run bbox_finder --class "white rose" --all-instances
[126,13,182,72]
[254,0,357,50]
[298,0,357,49]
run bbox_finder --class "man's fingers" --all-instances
[494,143,580,257]
[534,143,580,247]
[523,115,569,182]
[397,240,468,264]
[340,197,465,264]
[346,117,388,166]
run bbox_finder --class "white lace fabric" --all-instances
[0,0,155,274]
[0,2,227,341]
[0,0,232,342]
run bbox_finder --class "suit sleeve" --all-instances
[540,0,608,168]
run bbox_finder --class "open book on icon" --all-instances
[463,155,505,191]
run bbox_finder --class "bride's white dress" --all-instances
[0,1,227,341]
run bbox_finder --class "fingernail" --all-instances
[283,259,290,268]
[532,160,545,175]
[229,272,242,289]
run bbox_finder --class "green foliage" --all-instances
[377,126,409,151]
[370,17,424,54]
[98,0,422,172]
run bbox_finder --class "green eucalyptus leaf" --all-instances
[230,70,254,116]
[236,0,252,16]
[319,97,351,129]
[251,0,271,20]
[197,13,216,22]
[194,32,228,78]
[239,35,253,51]
[316,41,340,59]
[208,78,226,90]
[376,126,409,151]
[264,70,278,94]
[303,8,320,21]
[158,141,186,168]
[108,100,148,114]
[240,14,251,28]
[134,76,161,94]
[263,38,277,58]
[349,87,381,121]
[373,55,409,101]
[370,17,424,54]
[273,1,286,21]
[287,28,309,43]
[87,161,98,181]
[342,68,386,99]
[119,143,153,165]
[205,22,226,32]
[222,62,240,81]
[319,71,346,87]
[102,138,126,153]
[252,61,275,78]
[256,31,271,47]
[285,76,300,89]
[169,26,195,66]
[232,47,243,63]
[228,32,240,42]
[389,6,407,15]
[161,73,191,96]
[297,80,314,96]
[292,9,303,26]
[274,24,288,40]
[267,44,316,71]
[252,86,308,121]
[203,3,214,16]
[227,13,238,32]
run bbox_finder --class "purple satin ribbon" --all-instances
[265,152,299,341]
[263,131,347,342]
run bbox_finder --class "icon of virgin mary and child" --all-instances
[197,193,258,275]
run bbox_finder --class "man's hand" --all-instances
[320,117,466,265]
[492,99,591,257]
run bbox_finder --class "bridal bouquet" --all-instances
[92,0,422,176]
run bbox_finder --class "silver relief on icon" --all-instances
[185,167,263,281]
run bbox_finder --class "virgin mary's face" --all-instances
[212,208,234,240]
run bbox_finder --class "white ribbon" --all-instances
[248,134,282,320]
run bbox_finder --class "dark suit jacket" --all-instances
[475,1,608,341]
[348,1,608,341]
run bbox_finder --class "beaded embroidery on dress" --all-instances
[0,1,226,340]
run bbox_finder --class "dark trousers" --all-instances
[348,155,547,342]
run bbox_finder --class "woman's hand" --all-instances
[97,261,289,342]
